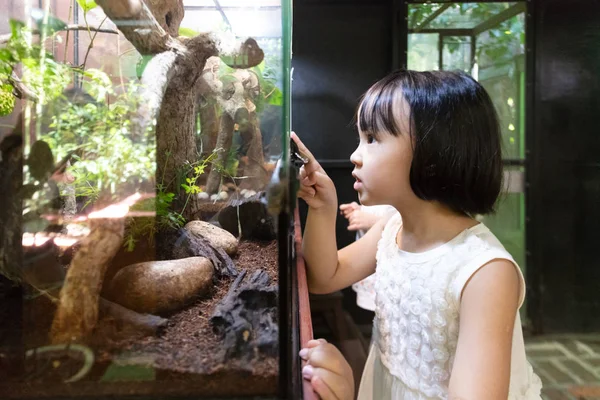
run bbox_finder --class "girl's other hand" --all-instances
[339,202,360,218]
[299,339,354,400]
[292,132,338,213]
[346,209,381,232]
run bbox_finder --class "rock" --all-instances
[242,189,257,198]
[104,257,214,315]
[157,228,237,277]
[218,191,229,200]
[210,194,219,202]
[217,191,276,240]
[184,220,238,256]
[197,192,209,200]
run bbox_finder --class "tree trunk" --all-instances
[206,113,235,195]
[51,217,124,344]
[0,133,24,378]
[96,0,263,223]
[0,133,23,283]
[156,74,199,220]
[198,100,219,157]
[238,111,268,190]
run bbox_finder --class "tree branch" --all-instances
[130,51,178,138]
[96,0,183,55]
[82,17,109,69]
[8,71,38,102]
[0,25,119,45]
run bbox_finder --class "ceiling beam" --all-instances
[473,2,526,36]
[413,3,452,32]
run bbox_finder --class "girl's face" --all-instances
[350,99,414,207]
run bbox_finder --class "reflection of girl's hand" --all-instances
[292,132,338,213]
[300,339,354,400]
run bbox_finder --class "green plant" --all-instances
[180,150,219,210]
[122,148,219,252]
[0,83,15,115]
[1,18,71,109]
[251,61,283,113]
[43,80,156,210]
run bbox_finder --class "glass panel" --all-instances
[442,36,471,72]
[477,12,526,160]
[417,3,518,30]
[408,34,439,71]
[0,0,290,397]
[407,5,526,160]
[479,59,525,160]
[476,13,525,68]
[182,9,283,38]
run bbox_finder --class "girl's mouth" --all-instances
[352,173,363,191]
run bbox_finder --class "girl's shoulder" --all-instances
[449,224,526,308]
[380,210,402,239]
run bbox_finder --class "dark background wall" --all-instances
[528,0,600,333]
[292,0,600,333]
[292,0,395,325]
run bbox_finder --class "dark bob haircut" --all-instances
[358,70,503,216]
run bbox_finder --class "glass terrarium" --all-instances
[0,0,297,398]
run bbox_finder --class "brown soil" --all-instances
[0,240,280,399]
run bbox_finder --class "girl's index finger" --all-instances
[291,132,324,174]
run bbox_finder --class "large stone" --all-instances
[104,257,214,315]
[217,192,276,241]
[184,220,238,256]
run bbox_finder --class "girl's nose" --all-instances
[350,147,362,166]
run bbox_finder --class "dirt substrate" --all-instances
[0,240,280,399]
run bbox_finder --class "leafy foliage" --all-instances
[75,0,98,15]
[408,3,525,66]
[0,83,15,116]
[43,79,156,209]
[30,8,68,36]
[1,18,70,108]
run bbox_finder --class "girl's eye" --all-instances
[366,134,375,144]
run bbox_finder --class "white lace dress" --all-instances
[352,205,397,312]
[357,213,543,400]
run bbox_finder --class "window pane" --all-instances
[408,34,439,71]
[442,36,471,72]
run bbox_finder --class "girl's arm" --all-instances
[305,213,388,294]
[449,259,521,400]
[293,133,388,294]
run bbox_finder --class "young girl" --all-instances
[293,70,542,400]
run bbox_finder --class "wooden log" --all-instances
[95,0,182,55]
[210,269,278,361]
[50,216,125,344]
[99,297,167,335]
